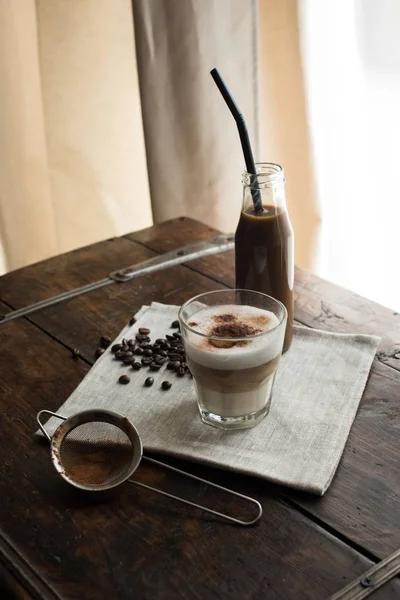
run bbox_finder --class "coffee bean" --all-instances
[173,332,182,339]
[111,343,122,353]
[177,368,185,377]
[95,348,105,358]
[122,351,133,358]
[141,357,153,366]
[168,354,181,361]
[72,348,81,358]
[166,334,175,342]
[140,342,151,349]
[156,338,166,344]
[123,356,136,365]
[129,316,136,326]
[139,327,151,335]
[171,320,180,329]
[155,356,166,365]
[119,375,130,385]
[161,381,172,390]
[122,338,128,347]
[100,335,111,348]
[167,362,175,370]
[150,364,161,371]
[144,377,154,387]
[128,339,136,348]
[172,361,181,370]
[115,350,125,359]
[143,349,153,357]
[158,350,168,357]
[131,361,142,371]
[160,344,170,351]
[135,347,144,355]
[136,335,150,343]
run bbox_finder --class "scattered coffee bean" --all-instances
[72,348,80,358]
[128,339,136,348]
[169,354,181,361]
[145,377,154,387]
[136,335,150,343]
[166,334,175,342]
[135,347,144,355]
[129,316,137,326]
[173,332,182,339]
[150,364,161,371]
[143,349,153,357]
[155,356,166,365]
[141,357,153,366]
[122,338,128,347]
[156,338,166,344]
[123,356,136,365]
[172,360,181,369]
[111,343,122,353]
[122,351,133,358]
[171,320,180,328]
[119,375,130,385]
[139,327,151,335]
[158,350,168,357]
[167,361,175,370]
[177,368,185,377]
[131,361,142,370]
[100,335,111,348]
[177,250,184,256]
[95,347,105,358]
[115,350,125,359]
[140,342,151,349]
[161,381,172,390]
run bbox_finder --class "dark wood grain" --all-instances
[1,218,400,599]
[2,303,399,599]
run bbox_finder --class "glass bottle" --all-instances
[235,163,294,351]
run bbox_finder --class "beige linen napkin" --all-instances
[40,303,380,495]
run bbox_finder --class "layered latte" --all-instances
[183,305,284,421]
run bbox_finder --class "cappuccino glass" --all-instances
[179,290,287,430]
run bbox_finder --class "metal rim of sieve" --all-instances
[36,408,263,527]
[38,409,143,491]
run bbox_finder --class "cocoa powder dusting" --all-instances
[207,322,261,349]
[212,313,237,324]
[65,450,113,485]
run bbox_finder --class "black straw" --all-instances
[210,68,263,212]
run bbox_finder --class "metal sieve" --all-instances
[36,409,262,526]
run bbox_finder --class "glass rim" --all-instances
[178,289,287,341]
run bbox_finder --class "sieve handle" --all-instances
[36,410,67,443]
[127,456,263,527]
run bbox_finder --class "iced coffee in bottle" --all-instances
[235,163,294,351]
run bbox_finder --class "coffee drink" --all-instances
[183,304,285,423]
[235,164,294,352]
[236,205,294,352]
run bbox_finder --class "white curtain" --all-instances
[297,0,400,309]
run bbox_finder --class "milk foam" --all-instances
[185,304,284,370]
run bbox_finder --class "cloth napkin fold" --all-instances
[40,302,380,495]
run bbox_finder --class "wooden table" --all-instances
[0,217,399,600]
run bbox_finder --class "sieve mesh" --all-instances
[57,421,133,488]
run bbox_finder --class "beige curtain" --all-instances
[0,0,152,275]
[0,0,320,277]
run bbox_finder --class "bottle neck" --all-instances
[242,163,286,213]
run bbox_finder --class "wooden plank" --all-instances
[127,218,400,372]
[0,220,399,561]
[0,305,399,599]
